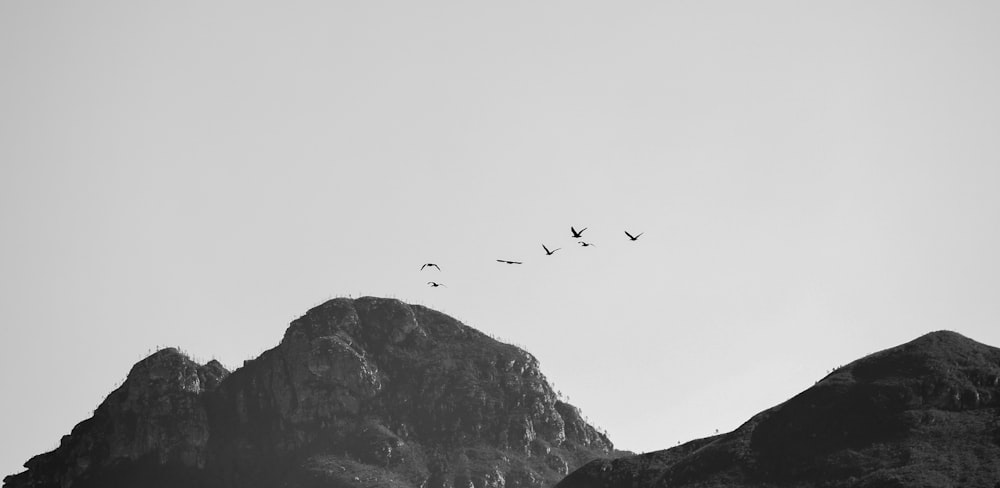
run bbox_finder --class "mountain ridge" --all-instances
[5,296,616,488]
[558,330,1000,488]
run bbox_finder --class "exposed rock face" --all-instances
[4,297,613,488]
[558,330,1000,488]
[4,349,230,488]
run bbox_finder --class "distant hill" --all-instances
[4,297,616,488]
[558,330,1000,488]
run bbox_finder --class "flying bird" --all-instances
[496,259,523,264]
[542,244,561,255]
[624,231,644,241]
[570,226,588,238]
[420,263,441,271]
[427,281,446,287]
[578,241,595,247]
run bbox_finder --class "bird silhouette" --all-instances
[624,231,644,241]
[578,241,595,247]
[421,263,441,271]
[427,281,446,287]
[570,226,588,238]
[496,259,523,264]
[542,244,561,255]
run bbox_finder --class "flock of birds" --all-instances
[422,226,643,288]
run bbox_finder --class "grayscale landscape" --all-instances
[2,2,1000,487]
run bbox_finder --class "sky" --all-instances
[3,0,1000,477]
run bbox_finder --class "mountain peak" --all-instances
[126,347,230,393]
[283,296,424,347]
[913,329,973,342]
[6,297,613,488]
[839,330,1000,401]
[561,330,1000,488]
[882,329,987,357]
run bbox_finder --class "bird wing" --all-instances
[636,232,644,239]
[624,231,635,239]
[421,264,428,270]
[432,264,441,270]
[542,244,550,253]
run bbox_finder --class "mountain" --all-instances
[4,297,615,488]
[558,331,1000,488]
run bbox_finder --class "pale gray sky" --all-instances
[3,0,1000,477]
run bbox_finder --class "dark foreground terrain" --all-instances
[4,297,615,488]
[558,330,1000,488]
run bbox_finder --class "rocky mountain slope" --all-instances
[4,297,614,488]
[558,330,1000,488]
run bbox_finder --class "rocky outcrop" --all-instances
[558,330,1000,488]
[4,297,615,488]
[4,348,229,488]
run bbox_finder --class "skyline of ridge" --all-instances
[3,0,1000,480]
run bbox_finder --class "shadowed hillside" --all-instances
[558,331,1000,488]
[4,297,617,488]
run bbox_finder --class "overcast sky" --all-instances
[3,0,1000,477]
